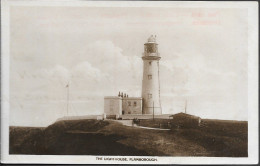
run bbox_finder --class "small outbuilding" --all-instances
[169,112,201,128]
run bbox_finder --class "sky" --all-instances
[9,6,248,126]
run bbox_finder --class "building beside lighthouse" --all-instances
[104,93,142,119]
[104,35,162,119]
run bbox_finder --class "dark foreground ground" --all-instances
[10,119,247,157]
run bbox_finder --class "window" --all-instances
[128,101,131,106]
[128,112,131,114]
[148,93,152,99]
[134,101,137,107]
[148,75,152,80]
[146,44,156,53]
[149,61,152,65]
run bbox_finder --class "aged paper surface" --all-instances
[1,0,258,164]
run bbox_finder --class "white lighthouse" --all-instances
[141,35,162,115]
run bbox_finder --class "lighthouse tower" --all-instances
[142,35,162,115]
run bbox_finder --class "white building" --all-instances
[104,94,142,118]
[104,96,122,118]
[141,35,162,115]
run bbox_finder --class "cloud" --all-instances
[12,40,144,98]
[80,40,143,95]
[84,40,132,72]
[72,61,103,81]
[34,65,69,79]
[159,51,242,98]
[35,61,105,83]
[10,40,145,126]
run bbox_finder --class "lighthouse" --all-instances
[104,35,163,118]
[141,35,162,115]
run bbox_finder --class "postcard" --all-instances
[1,0,258,164]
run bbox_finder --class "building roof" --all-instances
[169,112,201,119]
[122,97,142,100]
[104,96,122,99]
[104,96,142,100]
[147,35,156,43]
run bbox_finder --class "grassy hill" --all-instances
[9,118,247,156]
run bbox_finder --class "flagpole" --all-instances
[66,83,69,116]
[153,101,154,121]
[185,100,187,114]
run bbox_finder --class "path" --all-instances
[111,120,170,131]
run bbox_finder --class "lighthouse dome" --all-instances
[147,35,156,43]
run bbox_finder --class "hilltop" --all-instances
[10,118,247,156]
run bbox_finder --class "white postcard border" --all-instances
[1,0,258,164]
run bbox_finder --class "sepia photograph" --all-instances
[1,0,258,164]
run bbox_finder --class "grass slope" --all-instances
[9,119,247,156]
